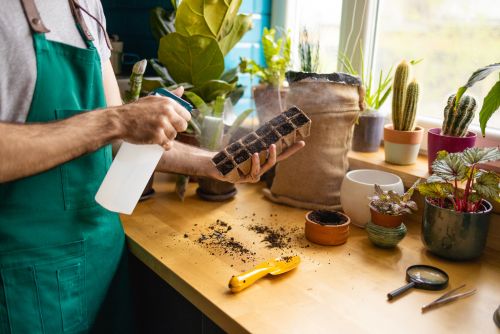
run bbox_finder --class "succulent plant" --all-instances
[368,181,419,216]
[441,94,477,137]
[392,60,420,131]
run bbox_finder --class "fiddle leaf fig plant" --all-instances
[148,0,253,103]
[418,147,500,212]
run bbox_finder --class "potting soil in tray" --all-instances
[212,106,311,180]
[308,210,348,226]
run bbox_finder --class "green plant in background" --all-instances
[147,0,253,104]
[368,181,419,216]
[392,60,421,131]
[299,27,320,73]
[338,50,393,111]
[453,63,500,136]
[124,59,147,103]
[441,94,477,137]
[418,147,500,212]
[239,27,291,87]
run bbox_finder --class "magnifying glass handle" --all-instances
[387,281,416,300]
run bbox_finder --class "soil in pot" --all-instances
[352,110,385,152]
[305,210,350,246]
[197,178,237,201]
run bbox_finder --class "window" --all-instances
[374,0,500,131]
[281,0,500,145]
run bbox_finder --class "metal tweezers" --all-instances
[422,284,477,313]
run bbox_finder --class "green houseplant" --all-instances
[298,27,320,73]
[339,51,393,152]
[146,0,252,105]
[365,181,418,248]
[239,27,291,124]
[418,147,500,260]
[384,60,424,165]
[427,94,478,173]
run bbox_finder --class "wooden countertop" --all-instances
[121,174,500,334]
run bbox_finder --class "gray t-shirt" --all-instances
[0,0,111,123]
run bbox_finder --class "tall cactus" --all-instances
[441,94,477,137]
[392,60,419,131]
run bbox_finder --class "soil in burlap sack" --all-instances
[263,72,365,210]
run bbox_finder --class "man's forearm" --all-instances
[156,141,217,178]
[0,108,121,182]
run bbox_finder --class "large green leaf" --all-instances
[462,147,500,165]
[473,171,500,202]
[158,33,224,86]
[175,0,212,37]
[417,182,454,199]
[218,13,253,55]
[431,153,468,182]
[479,80,500,136]
[204,0,241,39]
[455,62,500,111]
[190,80,236,102]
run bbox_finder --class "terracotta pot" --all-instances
[427,128,476,173]
[384,124,424,165]
[253,84,288,124]
[305,210,350,246]
[352,109,385,152]
[369,203,404,228]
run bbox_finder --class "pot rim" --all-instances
[424,197,493,215]
[305,210,351,228]
[384,124,424,133]
[345,169,403,188]
[368,202,405,217]
[428,127,477,139]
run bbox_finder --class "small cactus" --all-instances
[441,94,477,137]
[392,60,419,131]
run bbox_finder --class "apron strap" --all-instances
[20,0,50,33]
[69,0,113,51]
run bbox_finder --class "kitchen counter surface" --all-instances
[121,174,500,334]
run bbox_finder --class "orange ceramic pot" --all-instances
[305,210,350,246]
[369,203,404,228]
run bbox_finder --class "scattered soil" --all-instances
[248,224,300,249]
[308,210,347,226]
[196,219,255,263]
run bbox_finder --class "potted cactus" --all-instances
[239,28,291,124]
[384,60,423,165]
[418,147,500,260]
[427,94,477,173]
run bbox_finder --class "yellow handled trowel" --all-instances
[228,255,300,293]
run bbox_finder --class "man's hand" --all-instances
[209,141,306,183]
[116,87,191,151]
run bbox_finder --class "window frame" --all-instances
[276,0,500,152]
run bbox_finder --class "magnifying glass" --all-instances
[387,265,449,301]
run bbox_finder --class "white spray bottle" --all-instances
[95,88,193,214]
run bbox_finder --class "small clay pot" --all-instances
[196,178,237,202]
[384,124,424,165]
[305,210,350,246]
[369,203,404,228]
[366,222,407,248]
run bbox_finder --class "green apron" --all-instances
[0,1,132,333]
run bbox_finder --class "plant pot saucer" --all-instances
[196,187,237,202]
[139,188,155,201]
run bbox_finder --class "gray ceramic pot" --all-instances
[422,198,492,260]
[352,110,385,152]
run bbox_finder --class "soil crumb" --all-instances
[308,210,347,226]
[248,224,300,249]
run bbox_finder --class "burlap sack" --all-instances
[263,72,365,210]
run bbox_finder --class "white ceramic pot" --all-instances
[340,169,404,228]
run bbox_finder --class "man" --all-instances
[0,0,304,332]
